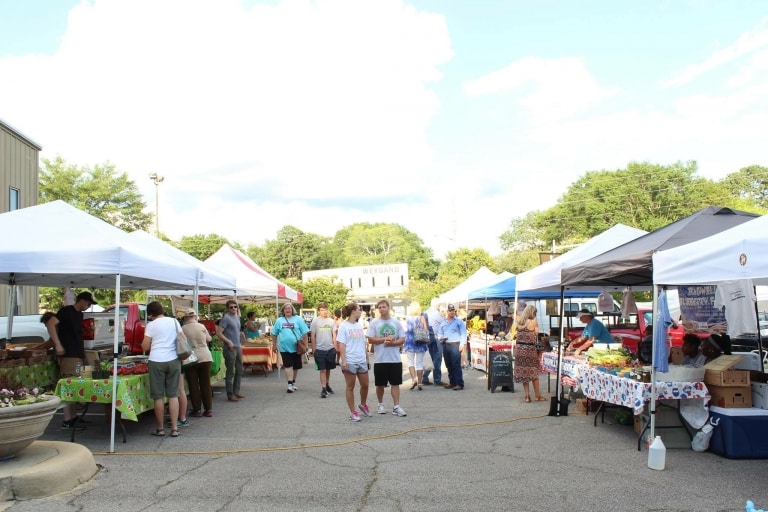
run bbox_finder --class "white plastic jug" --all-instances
[648,436,666,470]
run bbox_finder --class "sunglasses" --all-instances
[229,306,239,310]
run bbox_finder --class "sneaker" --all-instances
[349,411,361,422]
[321,388,328,398]
[61,420,86,431]
[392,405,407,417]
[177,418,190,427]
[289,383,298,392]
[377,404,386,415]
[325,384,334,394]
[191,410,203,418]
[203,410,213,417]
[287,386,294,394]
[357,404,372,417]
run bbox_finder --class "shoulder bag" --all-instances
[175,321,193,361]
[413,316,430,345]
[291,327,308,355]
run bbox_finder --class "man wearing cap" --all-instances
[437,304,467,390]
[48,291,97,429]
[572,308,613,356]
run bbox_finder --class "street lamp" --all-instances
[148,173,164,236]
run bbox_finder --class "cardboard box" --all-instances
[669,346,684,365]
[751,382,768,410]
[84,350,102,368]
[708,384,752,408]
[634,414,644,435]
[708,406,768,459]
[704,355,750,387]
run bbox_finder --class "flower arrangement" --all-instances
[0,376,47,408]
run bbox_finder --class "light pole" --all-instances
[148,173,164,236]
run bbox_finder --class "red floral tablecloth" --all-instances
[579,366,710,415]
[242,344,275,370]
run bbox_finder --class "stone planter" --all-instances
[0,396,61,460]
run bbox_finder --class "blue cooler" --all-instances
[709,406,768,459]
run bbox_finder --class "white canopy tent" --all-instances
[0,201,238,453]
[438,267,500,308]
[148,243,303,307]
[653,214,768,286]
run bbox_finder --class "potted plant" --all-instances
[0,376,61,459]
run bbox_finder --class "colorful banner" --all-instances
[677,285,727,334]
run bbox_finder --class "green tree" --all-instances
[177,234,236,262]
[720,165,768,209]
[332,223,439,280]
[40,156,152,231]
[293,277,350,312]
[500,160,761,251]
[251,226,335,280]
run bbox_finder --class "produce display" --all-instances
[99,359,149,376]
[584,346,632,367]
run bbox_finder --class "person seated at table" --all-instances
[571,309,613,356]
[680,334,707,367]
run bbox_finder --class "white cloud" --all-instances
[463,56,617,124]
[663,17,768,87]
[0,0,464,255]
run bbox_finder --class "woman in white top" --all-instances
[336,302,370,422]
[142,301,183,437]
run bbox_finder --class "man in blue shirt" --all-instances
[421,298,445,386]
[573,309,614,356]
[437,304,467,390]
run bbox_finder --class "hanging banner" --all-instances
[677,285,727,334]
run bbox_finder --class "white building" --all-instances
[302,263,410,316]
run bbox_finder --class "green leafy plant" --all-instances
[0,375,47,407]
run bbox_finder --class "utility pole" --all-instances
[149,173,164,236]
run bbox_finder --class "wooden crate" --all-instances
[0,358,25,368]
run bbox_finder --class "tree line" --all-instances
[39,157,767,314]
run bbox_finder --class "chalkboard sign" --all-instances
[488,350,514,393]
[300,308,316,327]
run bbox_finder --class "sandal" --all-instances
[417,385,423,390]
[535,396,548,401]
[170,429,180,437]
[151,429,166,436]
[524,397,531,403]
[410,382,418,390]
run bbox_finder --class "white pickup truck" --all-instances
[0,312,125,349]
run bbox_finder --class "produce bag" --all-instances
[210,349,223,377]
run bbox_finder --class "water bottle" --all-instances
[648,436,666,470]
[75,361,82,377]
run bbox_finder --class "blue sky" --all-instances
[1,0,766,259]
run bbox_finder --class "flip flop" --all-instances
[151,429,165,436]
[535,396,548,401]
[170,429,180,437]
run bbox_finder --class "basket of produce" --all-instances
[585,346,632,368]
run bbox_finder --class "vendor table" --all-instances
[242,343,276,374]
[542,352,583,381]
[54,374,152,442]
[578,366,710,450]
[0,360,58,391]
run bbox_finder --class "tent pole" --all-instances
[554,286,565,414]
[109,274,121,454]
[5,283,16,350]
[753,284,765,373]
[649,284,659,444]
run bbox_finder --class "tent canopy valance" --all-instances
[0,201,234,290]
[561,207,759,288]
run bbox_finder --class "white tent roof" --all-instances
[128,231,236,291]
[653,214,768,285]
[517,224,648,293]
[0,201,212,289]
[438,267,500,305]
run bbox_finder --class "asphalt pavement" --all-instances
[5,360,766,512]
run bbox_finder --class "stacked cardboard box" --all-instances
[704,355,752,408]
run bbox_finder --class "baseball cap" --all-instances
[447,304,456,311]
[76,291,97,305]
